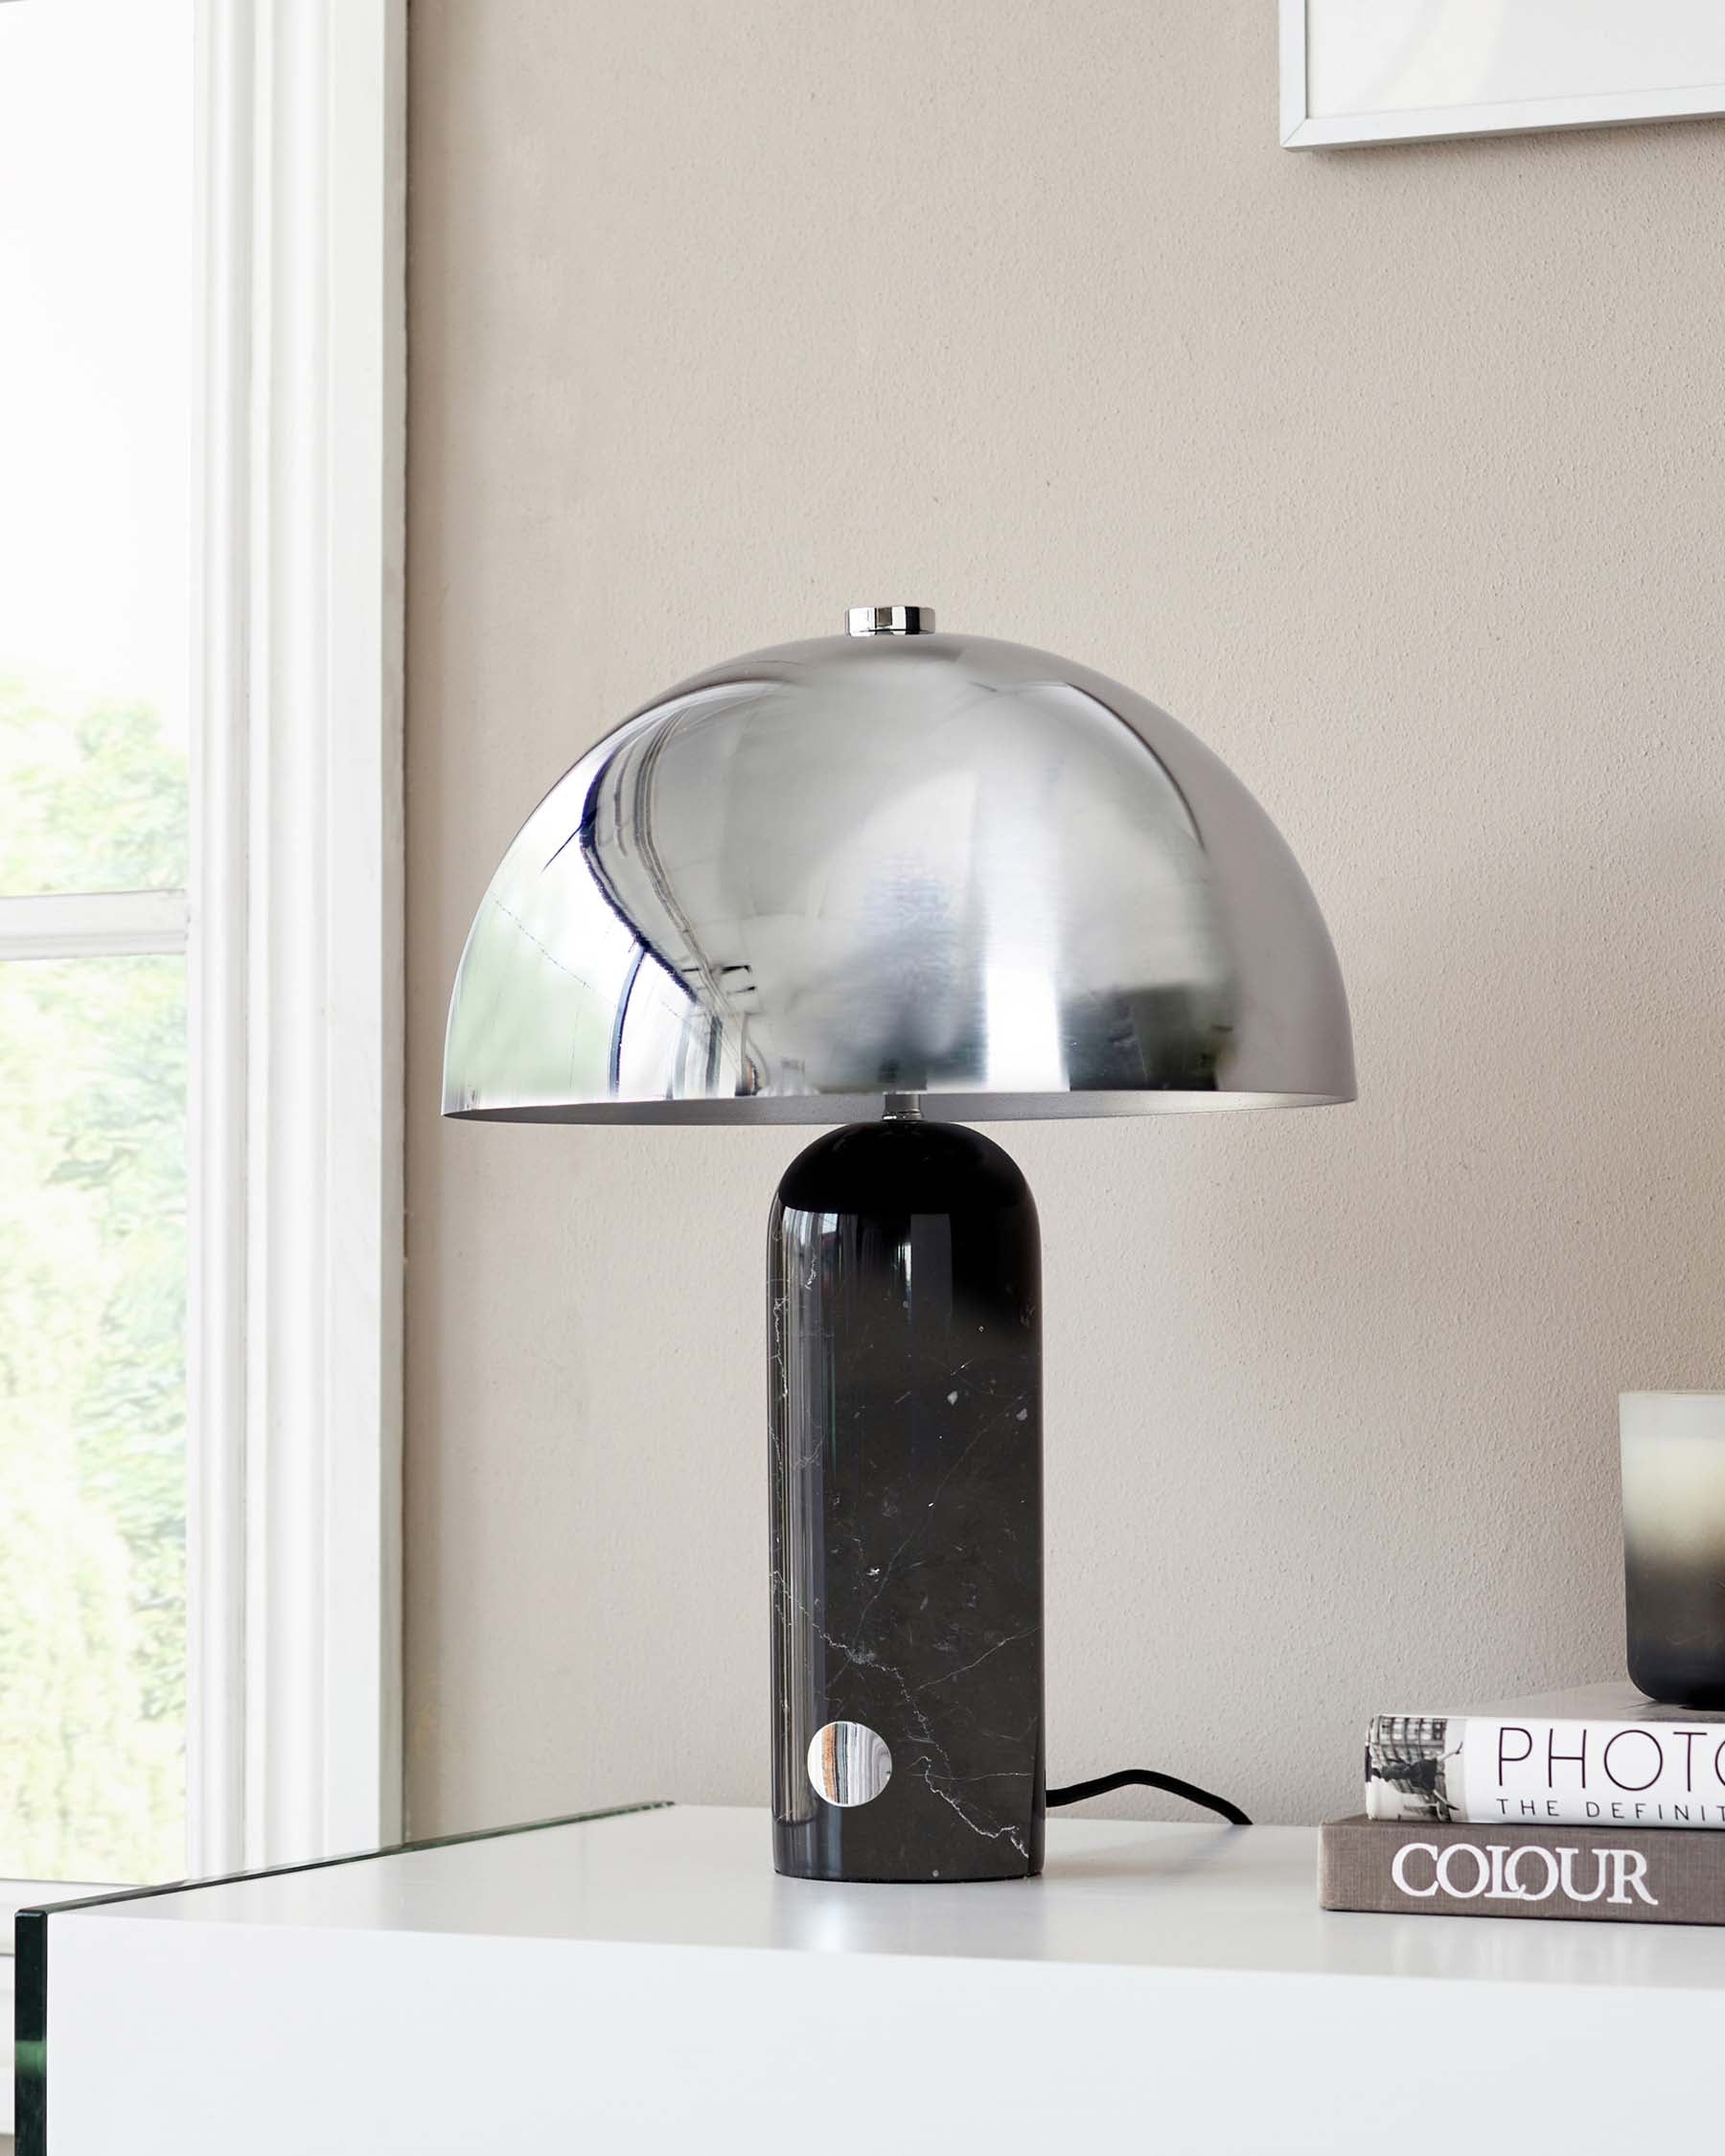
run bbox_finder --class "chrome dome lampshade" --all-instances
[444,608,1354,1882]
[444,608,1352,1120]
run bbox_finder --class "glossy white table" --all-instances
[17,1802,1725,2153]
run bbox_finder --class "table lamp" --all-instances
[444,606,1354,1883]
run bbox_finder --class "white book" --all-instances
[1365,1683,1725,1830]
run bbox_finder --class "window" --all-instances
[0,0,196,1889]
[0,11,403,2087]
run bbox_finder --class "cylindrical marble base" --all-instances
[1622,1391,1725,1710]
[769,1119,1044,1882]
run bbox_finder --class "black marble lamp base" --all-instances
[769,1119,1044,1882]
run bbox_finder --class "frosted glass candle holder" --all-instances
[1622,1392,1725,1709]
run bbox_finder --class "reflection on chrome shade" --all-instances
[807,1720,893,1808]
[443,614,1354,1124]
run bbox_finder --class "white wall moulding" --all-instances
[1281,0,1725,149]
[189,0,406,1878]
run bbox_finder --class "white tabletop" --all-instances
[30,1805,1725,2156]
[80,1800,1725,1988]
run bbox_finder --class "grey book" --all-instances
[1321,1814,1725,1925]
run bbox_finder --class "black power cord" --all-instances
[1046,1769,1251,1826]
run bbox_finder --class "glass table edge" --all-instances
[13,1797,674,1926]
[12,1800,673,2156]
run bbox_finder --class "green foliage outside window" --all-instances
[0,682,188,1880]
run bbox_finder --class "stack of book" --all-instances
[1321,1682,1725,1926]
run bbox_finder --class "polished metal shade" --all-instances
[443,609,1354,1124]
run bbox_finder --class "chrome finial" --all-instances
[846,604,934,636]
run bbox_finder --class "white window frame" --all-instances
[189,0,405,1882]
[2,5,403,2107]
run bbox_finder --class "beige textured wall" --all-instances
[404,0,1725,1834]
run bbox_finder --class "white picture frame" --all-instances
[1281,0,1725,149]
